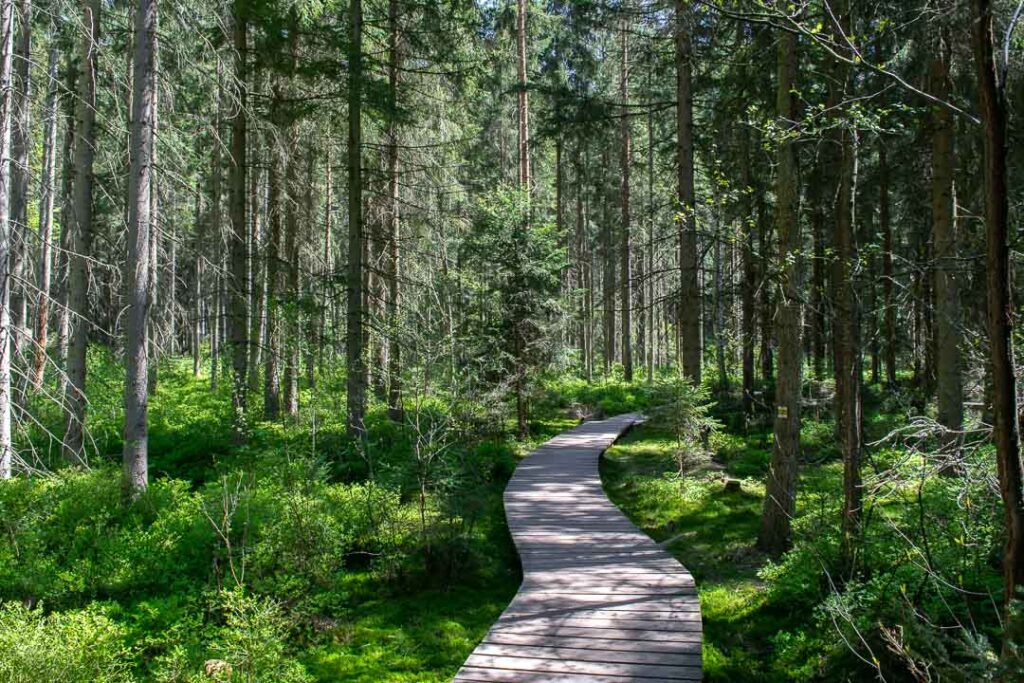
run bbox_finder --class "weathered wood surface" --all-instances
[454,414,702,682]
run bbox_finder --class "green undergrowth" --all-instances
[602,387,1005,682]
[1,354,527,682]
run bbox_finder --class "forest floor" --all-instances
[601,387,1002,682]
[0,361,1006,682]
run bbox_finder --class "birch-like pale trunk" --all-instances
[0,0,15,479]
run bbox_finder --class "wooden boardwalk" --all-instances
[454,414,702,682]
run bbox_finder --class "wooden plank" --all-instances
[454,414,702,683]
[473,643,702,667]
[464,654,701,680]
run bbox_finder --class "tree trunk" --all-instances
[675,0,700,384]
[385,0,402,421]
[619,21,633,382]
[56,64,76,381]
[283,134,300,419]
[0,0,14,478]
[122,0,157,501]
[758,28,801,556]
[516,0,529,194]
[929,24,963,471]
[9,0,29,374]
[146,33,160,395]
[346,0,366,437]
[263,115,282,421]
[192,179,203,378]
[31,44,58,391]
[247,143,264,392]
[971,0,1024,632]
[228,1,248,441]
[877,143,895,387]
[831,2,862,579]
[810,159,827,378]
[63,0,100,466]
[740,125,755,420]
[209,70,223,392]
[757,195,773,383]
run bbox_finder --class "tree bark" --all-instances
[740,125,755,420]
[209,70,223,392]
[516,0,529,194]
[31,44,58,391]
[758,28,801,556]
[0,0,14,478]
[63,0,100,466]
[619,20,633,382]
[675,0,700,384]
[346,0,366,437]
[122,0,157,501]
[263,108,282,421]
[192,178,203,378]
[56,64,76,382]
[283,133,300,419]
[830,1,862,579]
[385,0,402,421]
[9,0,29,372]
[228,1,248,441]
[879,141,895,386]
[929,23,963,471]
[971,0,1024,630]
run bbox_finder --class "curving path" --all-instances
[454,413,702,682]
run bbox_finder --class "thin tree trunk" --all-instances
[228,1,248,441]
[831,2,862,579]
[9,0,29,374]
[319,143,332,372]
[757,195,773,383]
[247,144,264,392]
[971,0,1024,631]
[619,20,632,382]
[758,28,801,556]
[810,158,827,378]
[31,44,58,391]
[0,0,14,478]
[63,0,100,466]
[283,134,300,419]
[675,0,700,384]
[192,179,203,378]
[929,23,963,471]
[56,64,75,381]
[263,112,282,421]
[123,0,157,501]
[209,70,223,392]
[740,125,755,419]
[516,0,529,193]
[346,0,366,437]
[385,0,402,420]
[146,38,160,395]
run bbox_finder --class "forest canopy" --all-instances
[0,0,1022,680]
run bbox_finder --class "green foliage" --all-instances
[0,602,133,683]
[209,591,313,683]
[603,412,1006,682]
